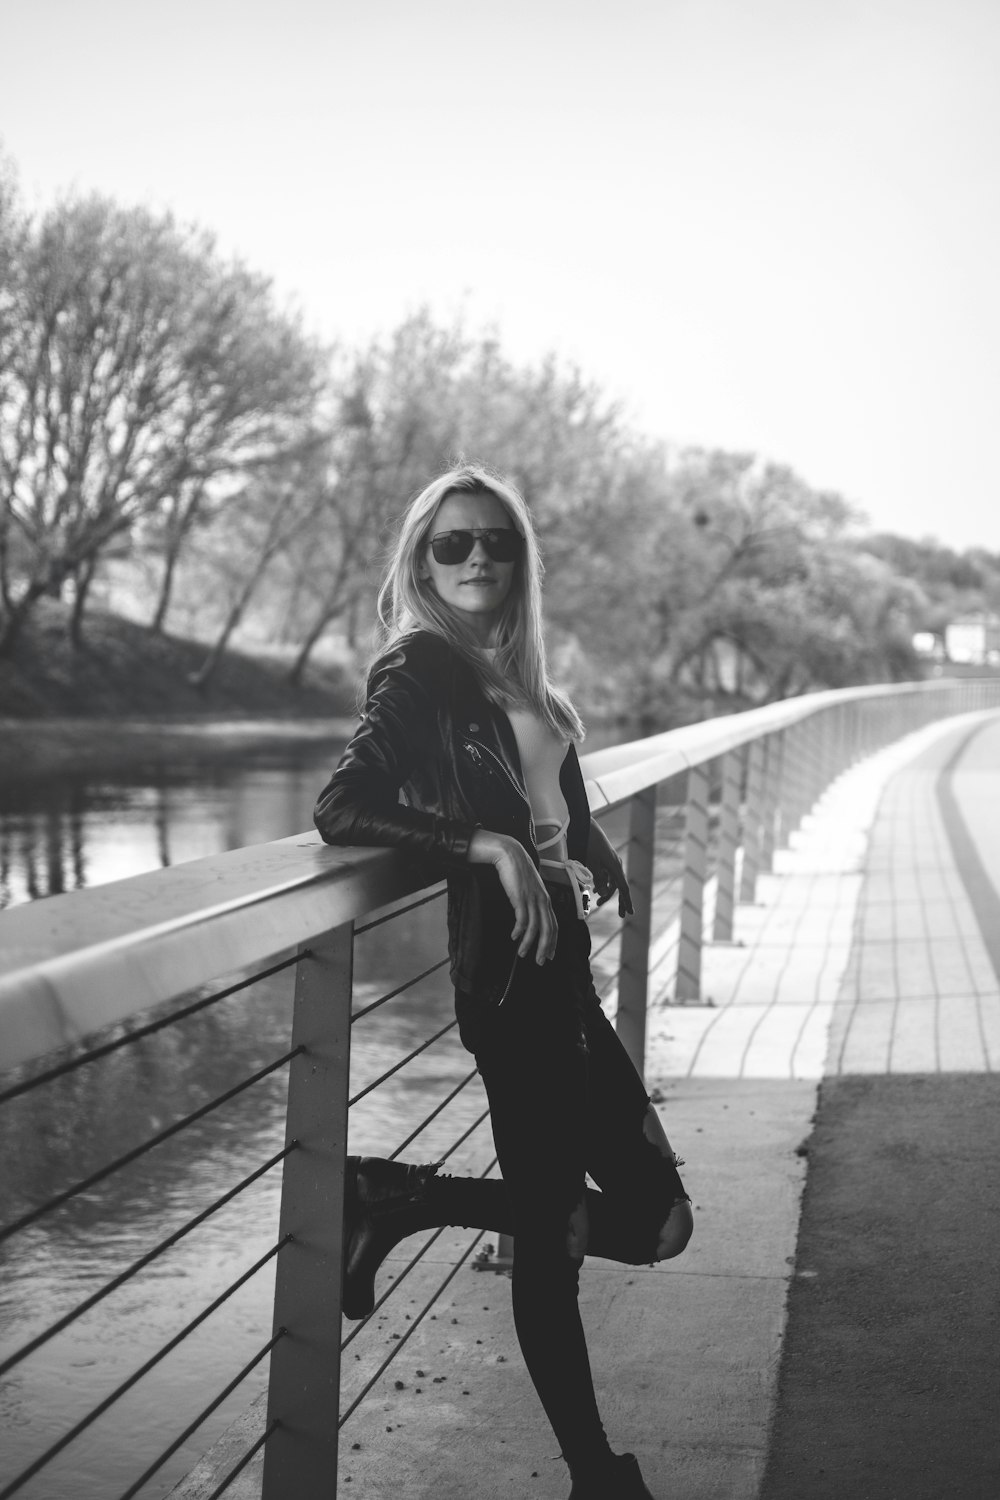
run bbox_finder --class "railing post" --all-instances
[833,703,846,781]
[616,785,658,1074]
[812,712,826,797]
[262,923,353,1498]
[739,737,766,903]
[782,724,807,846]
[674,764,709,1002]
[782,724,804,838]
[805,713,825,810]
[760,732,784,872]
[829,704,846,783]
[712,751,741,941]
[844,702,857,765]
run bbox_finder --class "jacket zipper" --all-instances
[464,737,528,803]
[464,737,537,848]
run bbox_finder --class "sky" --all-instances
[4,0,999,549]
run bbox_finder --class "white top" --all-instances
[506,705,571,860]
[482,648,574,863]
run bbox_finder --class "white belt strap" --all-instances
[537,818,595,920]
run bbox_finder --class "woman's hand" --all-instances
[586,819,634,918]
[468,830,557,964]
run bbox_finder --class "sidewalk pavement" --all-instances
[174,707,1000,1500]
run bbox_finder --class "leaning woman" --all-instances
[314,464,693,1500]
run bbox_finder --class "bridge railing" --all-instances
[1,676,997,1498]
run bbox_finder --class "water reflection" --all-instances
[0,732,342,909]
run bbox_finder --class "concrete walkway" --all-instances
[174,708,1000,1500]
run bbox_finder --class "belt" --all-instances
[541,856,596,921]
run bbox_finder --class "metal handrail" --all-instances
[0,951,304,1105]
[1,677,986,1076]
[1,674,999,1499]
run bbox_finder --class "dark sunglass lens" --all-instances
[483,530,523,562]
[430,531,474,565]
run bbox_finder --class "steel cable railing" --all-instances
[0,1143,293,1378]
[116,1332,285,1500]
[340,1222,454,1351]
[73,918,466,1499]
[354,886,446,935]
[340,1108,494,1353]
[328,929,499,1410]
[0,1047,300,1245]
[0,1238,290,1499]
[590,922,624,961]
[0,952,312,1500]
[651,868,682,901]
[350,956,451,1022]
[649,932,680,975]
[388,1068,481,1158]
[340,1229,491,1426]
[0,952,304,1109]
[649,820,685,903]
[338,1158,499,1425]
[204,1421,279,1500]
[347,1018,458,1108]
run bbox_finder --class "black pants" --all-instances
[448,891,689,1471]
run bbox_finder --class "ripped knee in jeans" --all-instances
[641,1102,693,1261]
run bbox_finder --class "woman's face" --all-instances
[418,489,518,642]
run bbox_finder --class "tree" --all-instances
[0,189,326,652]
[856,533,1000,639]
[185,438,331,689]
[275,312,472,682]
[551,446,921,726]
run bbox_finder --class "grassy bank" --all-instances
[0,605,360,784]
[0,601,357,720]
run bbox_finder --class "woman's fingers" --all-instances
[536,891,557,964]
[518,886,557,964]
[594,852,633,919]
[516,894,539,958]
[499,844,556,962]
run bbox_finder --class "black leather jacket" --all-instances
[313,630,592,1003]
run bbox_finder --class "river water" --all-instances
[0,722,633,1499]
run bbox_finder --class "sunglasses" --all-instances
[427,527,524,566]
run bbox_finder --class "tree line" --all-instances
[2,163,998,724]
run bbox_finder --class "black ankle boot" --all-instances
[568,1452,655,1500]
[341,1156,440,1319]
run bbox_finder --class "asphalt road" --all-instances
[760,718,1000,1500]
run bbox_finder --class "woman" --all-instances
[314,464,693,1500]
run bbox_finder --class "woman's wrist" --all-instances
[468,829,512,866]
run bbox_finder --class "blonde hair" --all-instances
[374,464,584,741]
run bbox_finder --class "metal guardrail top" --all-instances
[0,677,978,1075]
[581,677,957,805]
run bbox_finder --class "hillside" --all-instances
[0,602,356,720]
